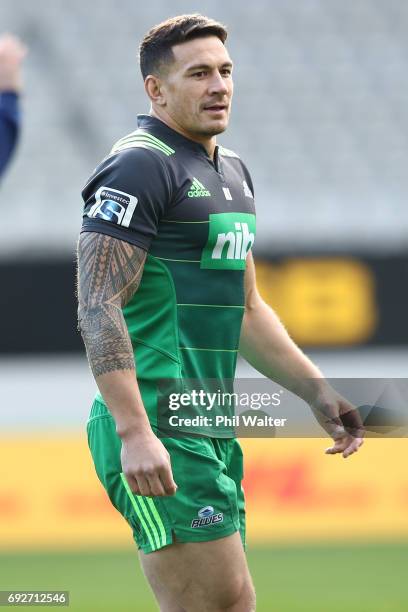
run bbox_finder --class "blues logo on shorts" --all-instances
[191,506,224,528]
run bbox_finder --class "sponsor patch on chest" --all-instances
[200,212,256,270]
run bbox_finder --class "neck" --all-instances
[150,107,216,159]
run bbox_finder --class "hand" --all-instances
[309,385,365,458]
[325,432,364,459]
[0,34,27,92]
[120,428,178,497]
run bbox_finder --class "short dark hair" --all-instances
[139,14,228,79]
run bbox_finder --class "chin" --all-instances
[202,120,229,137]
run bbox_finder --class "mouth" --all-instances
[203,104,228,114]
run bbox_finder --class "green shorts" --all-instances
[87,399,246,554]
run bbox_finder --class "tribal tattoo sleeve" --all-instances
[76,232,146,377]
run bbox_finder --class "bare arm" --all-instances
[239,252,364,457]
[77,231,177,495]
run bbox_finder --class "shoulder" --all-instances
[110,129,176,159]
[83,134,173,200]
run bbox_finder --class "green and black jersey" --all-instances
[81,114,256,434]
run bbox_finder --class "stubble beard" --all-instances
[199,125,228,137]
[193,115,230,138]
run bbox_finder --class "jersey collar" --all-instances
[137,114,217,159]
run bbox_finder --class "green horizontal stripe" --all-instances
[155,256,201,263]
[179,347,238,352]
[161,220,209,224]
[178,303,245,308]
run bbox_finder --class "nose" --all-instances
[208,70,229,96]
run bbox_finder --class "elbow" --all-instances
[244,287,263,314]
[77,307,95,341]
[77,313,88,343]
[77,305,86,335]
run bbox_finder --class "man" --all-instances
[0,33,26,178]
[77,14,363,611]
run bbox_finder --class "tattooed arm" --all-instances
[77,232,177,496]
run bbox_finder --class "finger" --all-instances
[343,438,364,459]
[146,474,166,497]
[135,474,152,497]
[325,441,345,454]
[342,438,362,458]
[124,473,141,496]
[343,445,357,458]
[159,464,178,496]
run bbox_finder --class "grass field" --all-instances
[1,542,407,611]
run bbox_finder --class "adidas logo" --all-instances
[188,178,211,198]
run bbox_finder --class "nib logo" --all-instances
[212,222,254,260]
[201,213,256,270]
[188,178,211,198]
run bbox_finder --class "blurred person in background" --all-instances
[77,14,364,612]
[0,33,26,178]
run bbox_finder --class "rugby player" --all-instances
[77,14,363,611]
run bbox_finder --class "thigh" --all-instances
[140,531,255,612]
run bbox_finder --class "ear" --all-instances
[144,75,166,107]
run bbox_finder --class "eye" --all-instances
[192,71,207,78]
[221,68,232,77]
